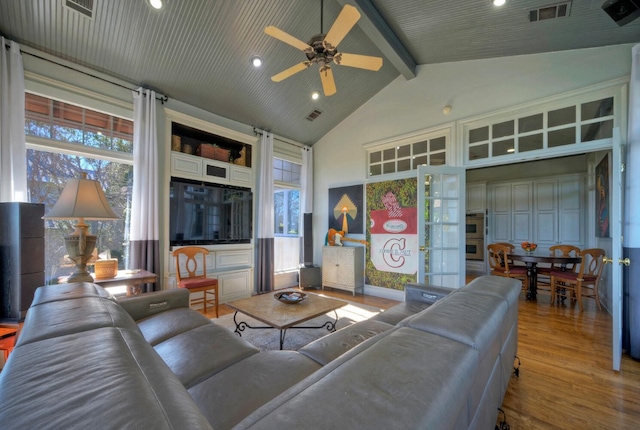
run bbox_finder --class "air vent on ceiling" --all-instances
[529,1,572,22]
[305,109,323,121]
[65,0,94,19]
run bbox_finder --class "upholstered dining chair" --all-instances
[173,246,219,318]
[550,248,605,311]
[537,244,581,296]
[487,243,528,292]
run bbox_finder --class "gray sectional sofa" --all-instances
[0,275,520,429]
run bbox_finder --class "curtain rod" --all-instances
[5,42,168,103]
[253,127,309,150]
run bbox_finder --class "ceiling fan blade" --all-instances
[319,66,337,96]
[324,5,361,49]
[335,53,383,71]
[265,26,310,51]
[271,62,310,82]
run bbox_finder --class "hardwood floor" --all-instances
[204,285,640,429]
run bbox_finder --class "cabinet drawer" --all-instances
[171,152,203,178]
[216,249,253,269]
[230,165,253,186]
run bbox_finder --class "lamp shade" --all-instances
[43,175,119,220]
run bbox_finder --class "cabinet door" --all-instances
[512,182,532,243]
[322,247,339,284]
[534,180,558,245]
[491,184,511,242]
[558,177,584,245]
[230,165,253,187]
[467,182,486,213]
[171,153,203,179]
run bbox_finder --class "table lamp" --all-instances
[43,172,120,282]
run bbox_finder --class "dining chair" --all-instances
[550,248,605,311]
[537,244,581,296]
[173,246,219,318]
[493,242,523,267]
[487,243,528,292]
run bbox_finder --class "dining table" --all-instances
[509,250,582,301]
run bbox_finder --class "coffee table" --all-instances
[227,291,347,350]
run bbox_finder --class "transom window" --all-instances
[465,95,615,163]
[368,135,447,177]
[25,93,133,153]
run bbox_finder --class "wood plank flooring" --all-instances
[204,285,640,429]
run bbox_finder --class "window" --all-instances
[273,158,301,274]
[465,93,616,164]
[367,134,447,177]
[274,188,300,235]
[25,93,134,283]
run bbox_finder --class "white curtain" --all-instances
[301,147,313,214]
[129,87,159,291]
[0,37,27,202]
[256,131,274,293]
[300,147,313,265]
[624,43,640,359]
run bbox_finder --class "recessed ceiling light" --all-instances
[148,0,163,10]
[493,0,506,6]
[251,56,263,68]
[311,91,320,100]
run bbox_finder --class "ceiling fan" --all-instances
[264,2,383,96]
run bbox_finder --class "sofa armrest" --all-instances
[405,283,455,305]
[118,289,190,321]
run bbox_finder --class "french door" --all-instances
[610,128,626,371]
[417,165,466,288]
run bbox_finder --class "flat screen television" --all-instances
[169,177,253,246]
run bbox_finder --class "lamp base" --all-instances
[65,232,97,283]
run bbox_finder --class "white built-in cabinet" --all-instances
[322,246,365,296]
[489,174,585,249]
[164,110,256,303]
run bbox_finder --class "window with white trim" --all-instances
[367,134,447,177]
[25,92,134,283]
[273,158,301,274]
[465,95,615,163]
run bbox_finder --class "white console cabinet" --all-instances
[322,246,364,296]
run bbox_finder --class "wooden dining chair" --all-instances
[173,246,219,318]
[487,243,528,292]
[537,244,581,296]
[550,248,605,311]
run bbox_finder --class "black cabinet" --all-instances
[0,203,45,321]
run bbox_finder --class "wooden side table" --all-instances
[60,269,158,296]
[92,269,158,296]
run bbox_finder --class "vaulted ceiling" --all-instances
[1,0,637,145]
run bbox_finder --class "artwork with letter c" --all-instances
[370,208,418,274]
[366,178,418,290]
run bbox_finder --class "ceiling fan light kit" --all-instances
[264,3,383,96]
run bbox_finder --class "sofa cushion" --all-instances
[153,323,260,388]
[189,351,321,429]
[136,307,212,346]
[298,318,394,365]
[371,300,432,325]
[404,291,509,362]
[30,282,116,306]
[0,327,212,430]
[16,297,141,347]
[235,327,479,430]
